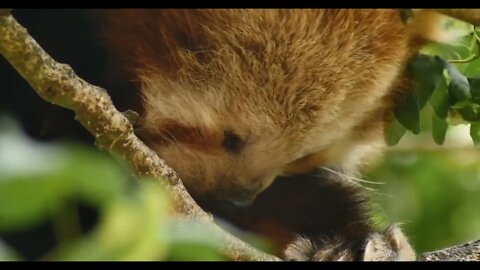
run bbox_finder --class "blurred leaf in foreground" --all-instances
[0,117,227,261]
[368,150,480,253]
[0,117,129,232]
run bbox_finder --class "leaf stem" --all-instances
[448,27,480,64]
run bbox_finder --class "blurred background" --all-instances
[0,10,479,260]
[368,119,480,254]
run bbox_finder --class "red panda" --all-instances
[101,9,441,260]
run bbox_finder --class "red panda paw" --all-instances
[283,224,416,261]
[363,224,416,261]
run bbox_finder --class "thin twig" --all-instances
[435,9,480,26]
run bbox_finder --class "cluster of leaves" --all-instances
[0,117,226,261]
[387,17,480,146]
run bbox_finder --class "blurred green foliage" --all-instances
[368,149,480,253]
[0,117,226,261]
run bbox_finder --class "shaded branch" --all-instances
[0,9,279,262]
[434,9,480,26]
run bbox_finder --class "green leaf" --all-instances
[394,90,420,134]
[447,109,470,126]
[429,74,450,118]
[53,180,169,261]
[411,54,445,109]
[446,62,471,102]
[0,127,70,231]
[432,113,449,145]
[454,103,480,122]
[468,77,480,104]
[64,145,129,207]
[0,124,129,232]
[385,117,407,146]
[165,220,226,261]
[167,243,225,261]
[0,175,60,231]
[420,26,476,62]
[470,122,480,145]
[454,40,480,75]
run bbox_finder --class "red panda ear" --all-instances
[102,9,210,75]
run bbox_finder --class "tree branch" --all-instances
[434,9,480,26]
[1,9,479,261]
[421,239,480,261]
[0,9,279,262]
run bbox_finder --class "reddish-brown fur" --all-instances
[102,9,436,259]
[103,9,422,198]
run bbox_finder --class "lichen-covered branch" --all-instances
[421,240,480,261]
[1,9,480,262]
[0,9,279,262]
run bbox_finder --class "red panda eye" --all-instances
[222,131,243,153]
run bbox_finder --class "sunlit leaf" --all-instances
[53,180,169,261]
[0,175,61,231]
[420,24,476,63]
[64,145,129,207]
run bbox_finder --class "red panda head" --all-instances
[104,9,411,205]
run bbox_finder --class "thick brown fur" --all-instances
[101,9,438,260]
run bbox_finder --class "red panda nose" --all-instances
[228,197,256,207]
[217,186,259,207]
